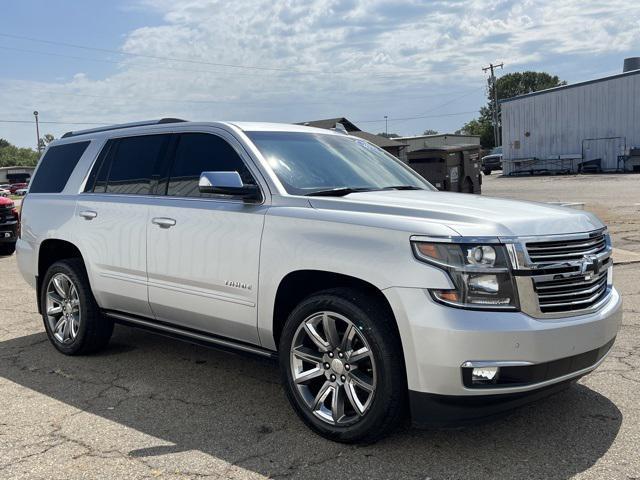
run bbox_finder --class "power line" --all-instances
[0,32,481,79]
[0,119,106,125]
[355,110,479,124]
[0,32,314,74]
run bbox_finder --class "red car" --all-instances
[0,196,19,255]
[9,183,28,194]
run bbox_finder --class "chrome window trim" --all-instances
[75,127,270,206]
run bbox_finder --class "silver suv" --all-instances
[17,119,621,443]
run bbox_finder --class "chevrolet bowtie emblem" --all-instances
[580,254,601,275]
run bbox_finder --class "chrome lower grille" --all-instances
[533,268,609,313]
[526,232,607,263]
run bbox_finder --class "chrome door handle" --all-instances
[152,217,176,228]
[79,210,97,220]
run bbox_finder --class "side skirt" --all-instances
[103,310,278,361]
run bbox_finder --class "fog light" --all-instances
[472,366,499,384]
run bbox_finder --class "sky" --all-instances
[1,0,640,148]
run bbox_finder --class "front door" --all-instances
[146,131,267,344]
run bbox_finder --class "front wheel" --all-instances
[279,289,407,443]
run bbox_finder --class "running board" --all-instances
[104,311,277,360]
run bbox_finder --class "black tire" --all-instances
[0,243,16,256]
[483,167,492,175]
[40,258,113,355]
[279,288,407,444]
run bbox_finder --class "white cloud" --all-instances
[2,0,640,146]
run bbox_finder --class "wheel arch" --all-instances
[271,270,403,356]
[36,238,87,314]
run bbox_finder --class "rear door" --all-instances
[146,130,267,344]
[76,134,170,317]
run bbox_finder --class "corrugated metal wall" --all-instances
[501,71,640,174]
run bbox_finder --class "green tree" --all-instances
[377,132,401,138]
[0,138,40,167]
[422,129,438,135]
[459,71,566,148]
[38,133,55,151]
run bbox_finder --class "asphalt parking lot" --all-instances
[1,174,639,480]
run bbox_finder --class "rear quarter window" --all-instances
[29,141,90,193]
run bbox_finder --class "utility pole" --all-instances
[384,115,388,136]
[34,111,41,154]
[482,63,503,147]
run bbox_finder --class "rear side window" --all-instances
[84,135,168,195]
[166,133,255,198]
[29,141,90,193]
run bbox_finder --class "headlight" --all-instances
[412,240,518,310]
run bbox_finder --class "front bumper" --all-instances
[383,286,622,422]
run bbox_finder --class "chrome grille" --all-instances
[526,232,607,263]
[517,230,612,317]
[533,268,609,313]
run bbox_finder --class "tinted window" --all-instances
[29,141,90,193]
[105,135,168,195]
[84,140,115,193]
[167,133,255,198]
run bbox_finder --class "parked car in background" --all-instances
[15,188,29,196]
[481,146,503,174]
[0,196,19,255]
[0,188,10,197]
[18,119,621,443]
[9,182,28,194]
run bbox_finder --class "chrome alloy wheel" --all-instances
[290,311,377,425]
[45,273,81,344]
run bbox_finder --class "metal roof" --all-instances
[349,131,407,148]
[500,68,640,104]
[396,133,479,141]
[296,118,361,132]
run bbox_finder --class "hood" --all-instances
[308,190,604,238]
[0,196,14,207]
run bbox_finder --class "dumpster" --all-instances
[405,144,482,193]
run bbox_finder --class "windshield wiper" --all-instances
[381,185,424,190]
[305,187,375,197]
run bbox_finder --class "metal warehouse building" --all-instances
[501,62,640,175]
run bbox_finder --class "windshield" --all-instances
[247,131,435,196]
[491,146,503,155]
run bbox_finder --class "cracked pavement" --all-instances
[1,174,639,479]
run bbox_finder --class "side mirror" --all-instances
[198,171,261,200]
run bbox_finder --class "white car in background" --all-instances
[15,188,28,196]
[0,188,11,197]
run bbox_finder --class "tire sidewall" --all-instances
[279,292,404,443]
[41,261,94,355]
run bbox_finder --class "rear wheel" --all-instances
[483,167,492,175]
[41,259,113,355]
[0,243,15,256]
[279,289,407,443]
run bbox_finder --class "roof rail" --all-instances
[61,118,188,139]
